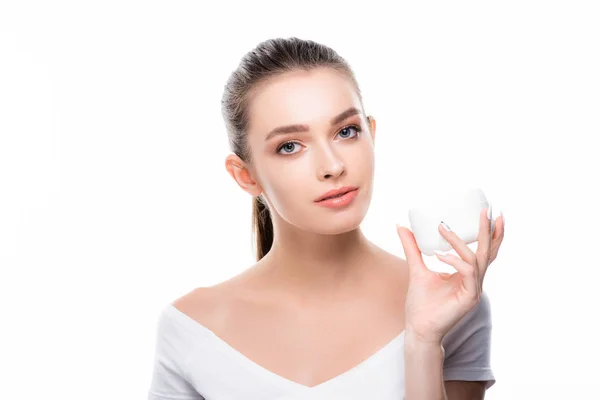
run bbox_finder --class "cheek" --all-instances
[353,143,375,175]
[261,166,308,212]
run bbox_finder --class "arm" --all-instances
[404,293,495,400]
[444,381,486,399]
[397,208,502,400]
[404,329,448,400]
[442,291,495,399]
[404,330,487,400]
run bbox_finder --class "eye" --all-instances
[276,141,300,155]
[338,125,361,139]
[275,125,362,155]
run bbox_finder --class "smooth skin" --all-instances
[174,67,504,399]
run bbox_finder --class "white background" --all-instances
[1,1,599,399]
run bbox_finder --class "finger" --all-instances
[396,224,428,278]
[437,272,453,281]
[489,214,506,263]
[438,221,476,267]
[475,206,493,275]
[435,252,480,296]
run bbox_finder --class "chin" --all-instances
[310,205,368,235]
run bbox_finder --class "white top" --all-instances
[147,292,495,399]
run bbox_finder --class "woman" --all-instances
[147,37,505,399]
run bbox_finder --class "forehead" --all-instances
[247,68,361,134]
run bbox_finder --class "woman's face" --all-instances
[236,67,376,235]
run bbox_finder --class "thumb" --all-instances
[396,224,427,278]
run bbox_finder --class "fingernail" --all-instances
[440,221,452,231]
[500,211,505,227]
[487,204,493,221]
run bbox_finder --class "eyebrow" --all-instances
[264,106,363,142]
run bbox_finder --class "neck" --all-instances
[254,220,380,304]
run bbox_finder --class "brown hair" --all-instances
[221,37,365,262]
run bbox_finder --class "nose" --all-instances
[316,145,346,180]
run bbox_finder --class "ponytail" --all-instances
[251,195,273,261]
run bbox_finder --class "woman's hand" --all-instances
[396,206,505,345]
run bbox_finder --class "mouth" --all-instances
[320,191,352,201]
[315,186,359,202]
[314,187,359,208]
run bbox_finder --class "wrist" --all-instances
[405,331,445,363]
[404,324,443,348]
[404,327,444,352]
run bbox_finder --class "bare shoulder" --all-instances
[170,281,236,332]
[170,269,259,333]
[171,286,215,323]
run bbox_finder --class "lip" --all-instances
[314,186,359,202]
[315,188,359,208]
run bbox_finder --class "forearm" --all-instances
[404,330,447,400]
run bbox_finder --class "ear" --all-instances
[225,154,263,197]
[367,116,376,144]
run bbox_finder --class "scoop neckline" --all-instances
[165,303,406,394]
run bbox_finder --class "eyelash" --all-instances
[275,125,363,155]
